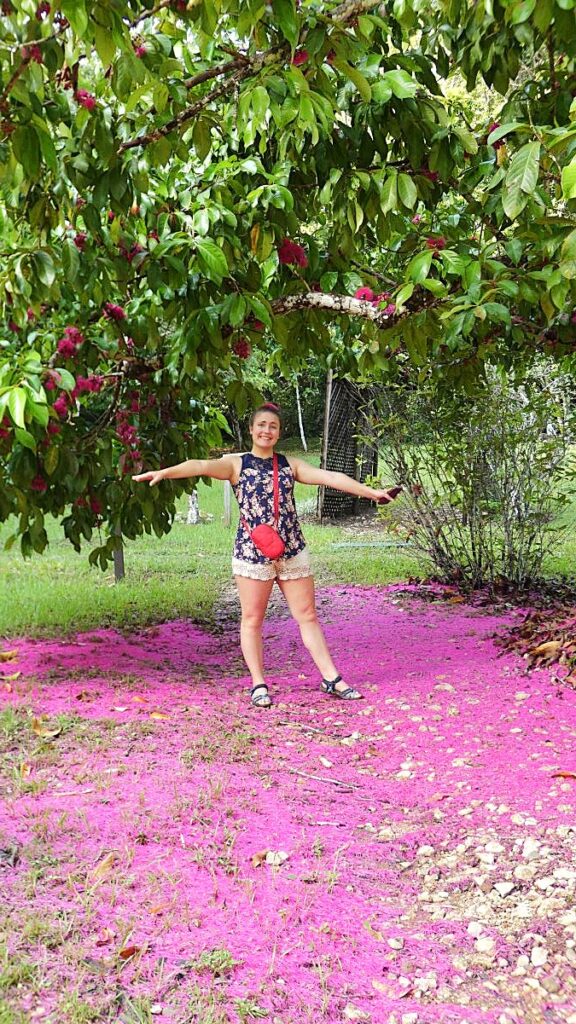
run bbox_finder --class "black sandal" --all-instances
[251,684,272,708]
[321,675,363,700]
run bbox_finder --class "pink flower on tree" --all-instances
[233,337,251,359]
[354,287,375,301]
[74,232,87,251]
[278,238,308,268]
[8,319,19,332]
[89,496,102,515]
[487,122,504,150]
[57,337,77,358]
[35,2,50,18]
[382,303,396,316]
[75,89,96,110]
[22,44,43,63]
[53,395,69,418]
[412,214,422,224]
[420,168,439,182]
[292,49,309,67]
[47,421,61,435]
[103,302,126,321]
[134,44,147,58]
[426,236,447,251]
[30,475,47,493]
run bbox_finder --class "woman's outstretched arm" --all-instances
[289,457,400,503]
[133,455,238,487]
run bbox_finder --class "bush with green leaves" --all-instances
[372,364,575,589]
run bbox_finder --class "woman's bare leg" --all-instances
[234,576,275,689]
[278,576,354,693]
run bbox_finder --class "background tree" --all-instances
[1,0,575,566]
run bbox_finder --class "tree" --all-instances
[0,0,575,566]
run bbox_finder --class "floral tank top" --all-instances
[231,452,306,563]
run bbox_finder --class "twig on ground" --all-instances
[289,768,358,788]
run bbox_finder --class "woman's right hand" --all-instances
[132,470,165,487]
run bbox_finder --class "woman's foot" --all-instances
[251,683,272,708]
[321,675,363,700]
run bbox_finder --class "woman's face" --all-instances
[250,413,281,450]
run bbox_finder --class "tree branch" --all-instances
[270,291,398,325]
[332,0,384,21]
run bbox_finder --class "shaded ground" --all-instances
[1,585,575,1024]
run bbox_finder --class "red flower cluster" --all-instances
[43,369,62,391]
[233,337,251,359]
[1,2,13,15]
[116,408,141,461]
[420,168,439,182]
[103,302,126,321]
[134,44,147,58]
[22,44,43,63]
[426,236,447,251]
[172,0,187,9]
[487,122,504,150]
[412,214,422,224]
[30,474,47,493]
[47,421,61,435]
[74,232,87,251]
[57,324,84,358]
[0,416,11,441]
[278,238,308,268]
[571,311,576,325]
[8,319,19,332]
[53,395,69,418]
[75,89,96,110]
[35,2,50,18]
[355,287,375,301]
[292,49,309,67]
[119,241,145,263]
[71,375,104,399]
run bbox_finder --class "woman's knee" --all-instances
[241,612,266,631]
[293,603,318,626]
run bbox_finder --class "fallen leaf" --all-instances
[319,756,333,769]
[118,945,140,960]
[3,683,12,693]
[94,927,116,947]
[75,690,91,701]
[91,851,119,881]
[148,903,168,916]
[19,762,32,778]
[0,649,18,662]
[448,595,465,604]
[265,850,289,866]
[551,770,576,779]
[531,640,562,657]
[343,1005,370,1021]
[2,671,21,681]
[131,695,147,704]
[31,717,62,740]
[149,711,170,720]
[251,850,269,868]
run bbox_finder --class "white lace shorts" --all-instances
[232,547,312,582]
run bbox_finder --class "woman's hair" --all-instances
[249,402,282,427]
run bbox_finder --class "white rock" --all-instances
[388,937,404,950]
[475,936,496,955]
[514,863,537,880]
[416,845,435,857]
[530,946,548,967]
[343,1004,370,1021]
[513,902,533,919]
[467,921,484,937]
[522,837,541,860]
[485,841,505,854]
[494,881,516,897]
[402,1015,419,1024]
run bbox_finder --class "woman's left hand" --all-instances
[373,486,403,505]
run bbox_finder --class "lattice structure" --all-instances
[318,373,379,519]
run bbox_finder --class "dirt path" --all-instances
[1,585,575,1024]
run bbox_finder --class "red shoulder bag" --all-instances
[241,453,286,560]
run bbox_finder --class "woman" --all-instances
[133,403,400,708]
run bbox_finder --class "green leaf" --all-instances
[406,249,433,283]
[193,119,212,161]
[53,368,76,392]
[561,158,576,200]
[502,142,540,219]
[272,0,298,48]
[12,126,41,178]
[33,251,56,288]
[14,427,36,451]
[62,238,81,283]
[380,171,398,213]
[398,173,417,209]
[382,69,418,99]
[8,388,27,428]
[196,238,229,284]
[509,0,536,24]
[61,0,88,35]
[27,401,48,428]
[94,23,116,65]
[333,61,372,102]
